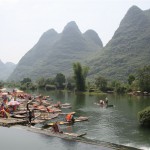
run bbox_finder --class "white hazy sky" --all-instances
[0,0,150,64]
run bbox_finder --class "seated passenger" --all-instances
[65,113,75,123]
[55,101,61,109]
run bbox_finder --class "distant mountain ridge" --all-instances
[9,21,103,81]
[88,6,150,80]
[8,6,150,82]
[0,60,16,80]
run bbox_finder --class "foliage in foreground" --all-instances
[138,106,150,126]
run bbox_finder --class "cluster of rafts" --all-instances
[0,89,88,138]
[0,89,114,138]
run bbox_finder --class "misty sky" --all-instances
[0,0,150,64]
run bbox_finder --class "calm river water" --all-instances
[1,90,150,150]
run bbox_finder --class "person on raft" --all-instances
[52,122,63,133]
[27,109,35,124]
[65,113,75,123]
[28,109,32,124]
[99,98,108,107]
[55,101,61,109]
[99,100,105,106]
[105,97,108,105]
[26,102,35,124]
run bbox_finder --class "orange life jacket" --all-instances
[66,114,72,122]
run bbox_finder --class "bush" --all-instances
[138,106,150,126]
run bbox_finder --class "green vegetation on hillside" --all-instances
[88,6,150,81]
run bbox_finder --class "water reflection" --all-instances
[73,93,86,109]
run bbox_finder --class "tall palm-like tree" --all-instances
[73,62,89,91]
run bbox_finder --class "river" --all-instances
[1,90,150,150]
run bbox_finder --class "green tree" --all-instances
[45,77,55,85]
[55,73,66,89]
[137,65,150,92]
[20,78,32,84]
[128,74,135,85]
[131,80,139,91]
[66,76,75,90]
[110,80,126,93]
[36,77,46,89]
[95,76,107,92]
[20,77,37,90]
[44,77,56,90]
[73,62,89,91]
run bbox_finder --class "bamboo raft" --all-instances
[94,103,114,108]
[28,126,87,138]
[44,116,89,127]
[0,112,60,127]
[0,118,28,127]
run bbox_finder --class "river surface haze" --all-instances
[1,91,150,150]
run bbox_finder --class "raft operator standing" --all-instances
[26,101,35,125]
